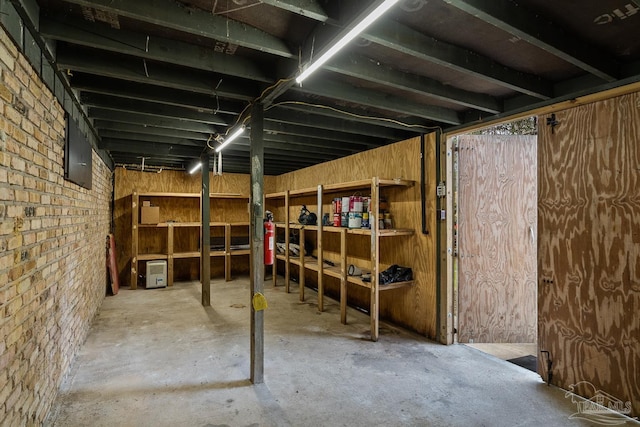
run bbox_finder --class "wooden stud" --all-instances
[284,190,290,292]
[167,223,174,287]
[201,156,211,306]
[444,135,455,344]
[131,191,139,289]
[340,228,347,324]
[317,185,324,312]
[371,177,380,341]
[225,223,231,281]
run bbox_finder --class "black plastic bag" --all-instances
[379,264,413,285]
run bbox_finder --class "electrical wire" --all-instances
[212,0,261,15]
[267,100,443,132]
[207,91,441,153]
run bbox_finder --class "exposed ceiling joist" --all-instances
[441,0,619,82]
[100,138,204,156]
[93,121,209,141]
[363,19,553,99]
[263,121,382,145]
[225,139,354,158]
[81,93,229,126]
[264,109,410,140]
[60,0,294,57]
[56,47,259,101]
[326,51,502,113]
[40,17,273,83]
[98,130,207,146]
[72,75,242,114]
[88,108,219,134]
[275,96,435,133]
[259,0,328,21]
[297,77,463,125]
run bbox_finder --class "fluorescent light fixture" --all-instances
[215,126,245,152]
[295,0,399,84]
[188,161,202,174]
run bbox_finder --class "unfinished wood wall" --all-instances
[273,136,437,338]
[114,137,437,337]
[538,92,640,417]
[114,168,277,285]
[457,135,537,343]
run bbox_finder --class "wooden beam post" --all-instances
[201,155,211,306]
[250,103,265,384]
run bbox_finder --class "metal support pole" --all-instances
[201,155,211,306]
[250,103,265,384]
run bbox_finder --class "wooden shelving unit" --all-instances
[130,191,249,288]
[265,177,415,341]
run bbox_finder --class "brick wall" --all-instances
[0,26,112,424]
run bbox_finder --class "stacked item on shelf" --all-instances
[330,194,395,230]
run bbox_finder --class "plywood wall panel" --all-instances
[457,135,537,343]
[274,136,437,337]
[538,92,640,417]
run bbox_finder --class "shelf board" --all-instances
[275,254,287,261]
[347,275,371,288]
[265,191,287,199]
[210,250,226,257]
[323,265,343,279]
[209,193,249,199]
[173,251,200,259]
[139,223,169,228]
[380,280,415,291]
[289,187,318,197]
[229,222,250,227]
[379,228,415,237]
[321,226,347,233]
[209,222,227,227]
[138,192,199,198]
[346,228,370,236]
[275,222,287,228]
[303,256,319,271]
[342,228,414,236]
[168,222,200,227]
[229,249,250,256]
[346,276,414,290]
[378,178,415,188]
[322,179,372,193]
[322,178,415,194]
[137,253,168,261]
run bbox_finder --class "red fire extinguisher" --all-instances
[264,211,275,266]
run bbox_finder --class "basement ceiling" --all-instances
[24,0,640,174]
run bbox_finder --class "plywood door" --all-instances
[458,135,537,343]
[538,92,640,417]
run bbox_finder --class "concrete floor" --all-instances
[45,278,606,426]
[464,343,538,361]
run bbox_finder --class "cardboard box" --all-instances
[141,206,159,224]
